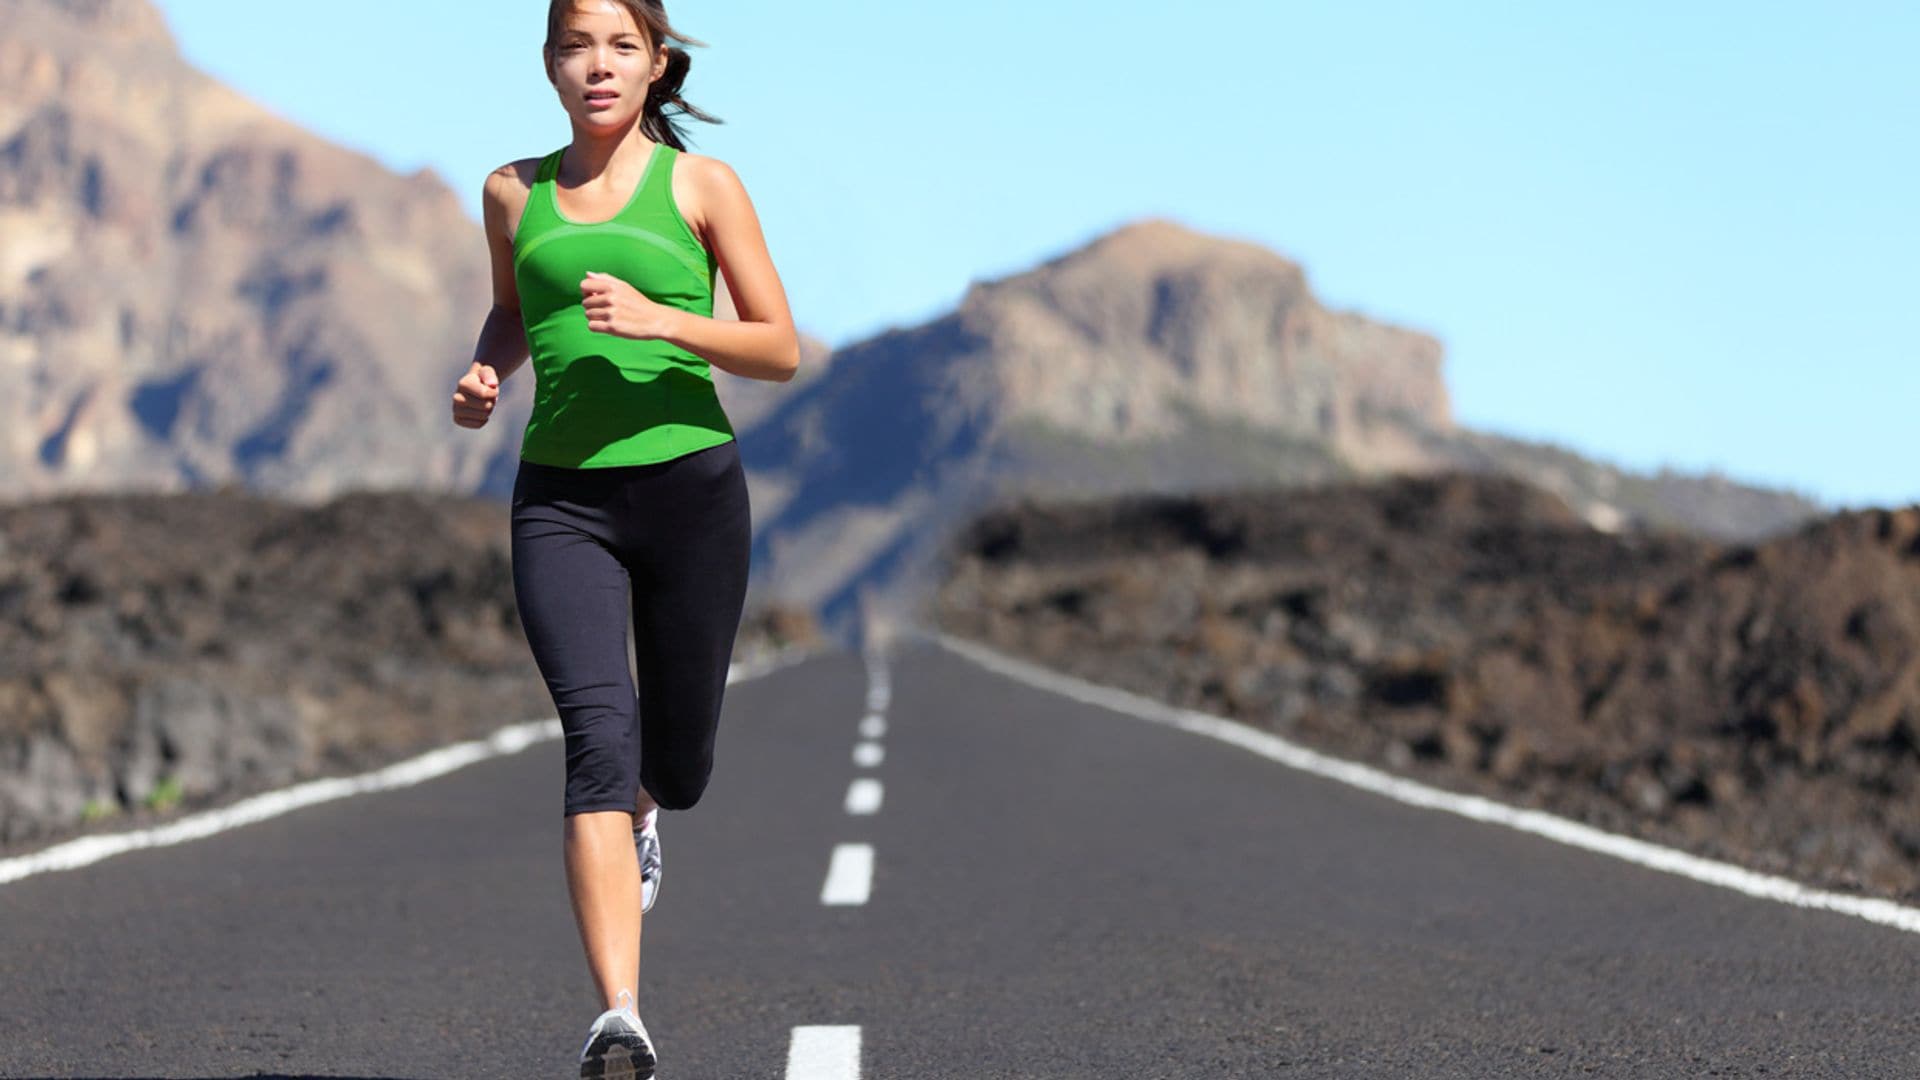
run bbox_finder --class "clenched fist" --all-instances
[452,362,499,428]
[581,271,678,340]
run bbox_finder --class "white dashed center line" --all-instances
[858,713,887,739]
[821,843,874,906]
[844,778,884,816]
[852,741,885,768]
[787,1024,862,1079]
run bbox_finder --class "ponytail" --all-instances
[642,41,722,151]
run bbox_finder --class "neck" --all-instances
[563,121,657,182]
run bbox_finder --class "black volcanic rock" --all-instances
[0,490,820,850]
[935,474,1920,900]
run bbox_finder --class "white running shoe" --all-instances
[578,987,656,1079]
[634,808,662,914]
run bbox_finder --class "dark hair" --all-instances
[543,0,722,150]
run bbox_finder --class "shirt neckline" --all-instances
[548,141,664,227]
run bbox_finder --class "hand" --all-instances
[580,271,678,340]
[452,361,499,428]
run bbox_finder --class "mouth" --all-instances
[584,91,620,107]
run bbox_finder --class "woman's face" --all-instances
[545,0,665,131]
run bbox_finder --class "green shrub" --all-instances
[143,775,183,812]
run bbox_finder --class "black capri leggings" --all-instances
[509,438,752,817]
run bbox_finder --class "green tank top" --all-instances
[511,141,735,468]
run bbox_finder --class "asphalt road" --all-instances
[4,630,1920,1078]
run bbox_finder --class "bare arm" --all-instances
[470,305,528,383]
[659,157,800,383]
[474,166,530,382]
[453,166,532,429]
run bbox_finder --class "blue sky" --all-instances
[153,1,1916,509]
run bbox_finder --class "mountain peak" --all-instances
[993,217,1308,294]
[940,216,1445,457]
[20,0,174,46]
[0,0,510,500]
[1079,216,1221,258]
[1079,216,1299,269]
[959,217,1313,336]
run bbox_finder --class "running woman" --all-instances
[450,2,799,1075]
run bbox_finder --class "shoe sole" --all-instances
[580,1030,657,1079]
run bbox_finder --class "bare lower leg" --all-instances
[564,810,644,1010]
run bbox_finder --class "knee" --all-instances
[644,771,711,812]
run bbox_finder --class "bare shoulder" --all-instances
[671,151,751,245]
[674,150,744,197]
[483,156,546,241]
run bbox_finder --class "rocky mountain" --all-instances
[0,0,531,497]
[0,0,826,502]
[932,474,1920,901]
[740,220,1821,639]
[957,220,1454,461]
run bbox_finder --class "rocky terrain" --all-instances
[0,490,822,852]
[742,220,1822,639]
[932,474,1920,901]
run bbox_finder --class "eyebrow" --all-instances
[561,30,645,42]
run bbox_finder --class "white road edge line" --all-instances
[852,742,885,768]
[0,648,823,888]
[845,778,884,816]
[787,1024,861,1079]
[821,842,874,906]
[929,629,1920,937]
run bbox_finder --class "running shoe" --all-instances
[634,808,662,914]
[578,987,656,1079]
